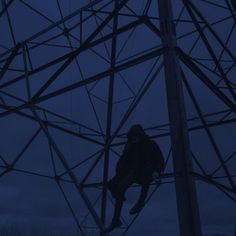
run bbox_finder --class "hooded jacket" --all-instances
[116,133,164,184]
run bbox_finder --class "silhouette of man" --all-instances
[105,124,164,233]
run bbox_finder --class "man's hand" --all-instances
[152,171,161,182]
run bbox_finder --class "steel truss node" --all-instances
[0,0,235,235]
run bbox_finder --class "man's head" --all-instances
[127,124,145,142]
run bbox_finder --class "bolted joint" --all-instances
[160,20,176,36]
[140,15,149,23]
[205,174,213,179]
[54,175,61,181]
[5,164,13,172]
[63,27,70,37]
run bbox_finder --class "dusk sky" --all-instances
[0,0,235,235]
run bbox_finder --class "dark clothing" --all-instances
[115,135,164,185]
[108,135,164,200]
[106,127,164,231]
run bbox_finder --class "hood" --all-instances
[127,124,146,138]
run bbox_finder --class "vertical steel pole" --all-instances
[234,221,236,236]
[158,1,202,235]
[100,1,119,235]
[231,0,236,11]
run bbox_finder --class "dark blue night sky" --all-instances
[0,0,235,235]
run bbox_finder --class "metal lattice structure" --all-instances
[0,0,236,235]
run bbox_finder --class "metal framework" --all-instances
[0,0,235,235]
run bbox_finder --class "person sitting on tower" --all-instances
[104,124,164,233]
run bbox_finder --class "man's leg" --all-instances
[107,175,120,198]
[105,174,135,232]
[138,184,150,203]
[105,195,124,231]
[129,183,150,215]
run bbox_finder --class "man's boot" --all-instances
[104,218,122,233]
[104,197,123,233]
[129,201,145,215]
[129,184,149,214]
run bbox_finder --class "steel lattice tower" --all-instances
[0,0,235,235]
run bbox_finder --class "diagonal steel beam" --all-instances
[177,48,236,113]
[181,70,236,191]
[183,0,236,64]
[0,103,103,145]
[144,18,162,37]
[100,0,119,232]
[0,90,102,135]
[0,47,166,118]
[36,48,166,103]
[30,0,130,101]
[30,108,105,231]
[183,0,236,101]
[192,172,236,194]
[111,116,236,147]
[158,1,202,235]
[0,18,143,90]
[81,61,164,185]
[0,0,104,57]
[0,0,14,18]
[56,180,86,235]
[0,43,21,81]
[230,0,236,11]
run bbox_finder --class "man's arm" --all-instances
[115,142,129,175]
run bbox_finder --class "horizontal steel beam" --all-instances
[111,117,236,147]
[192,172,236,194]
[0,103,104,145]
[0,47,166,118]
[0,19,143,90]
[177,47,236,113]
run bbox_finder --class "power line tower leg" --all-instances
[231,0,236,11]
[158,0,203,235]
